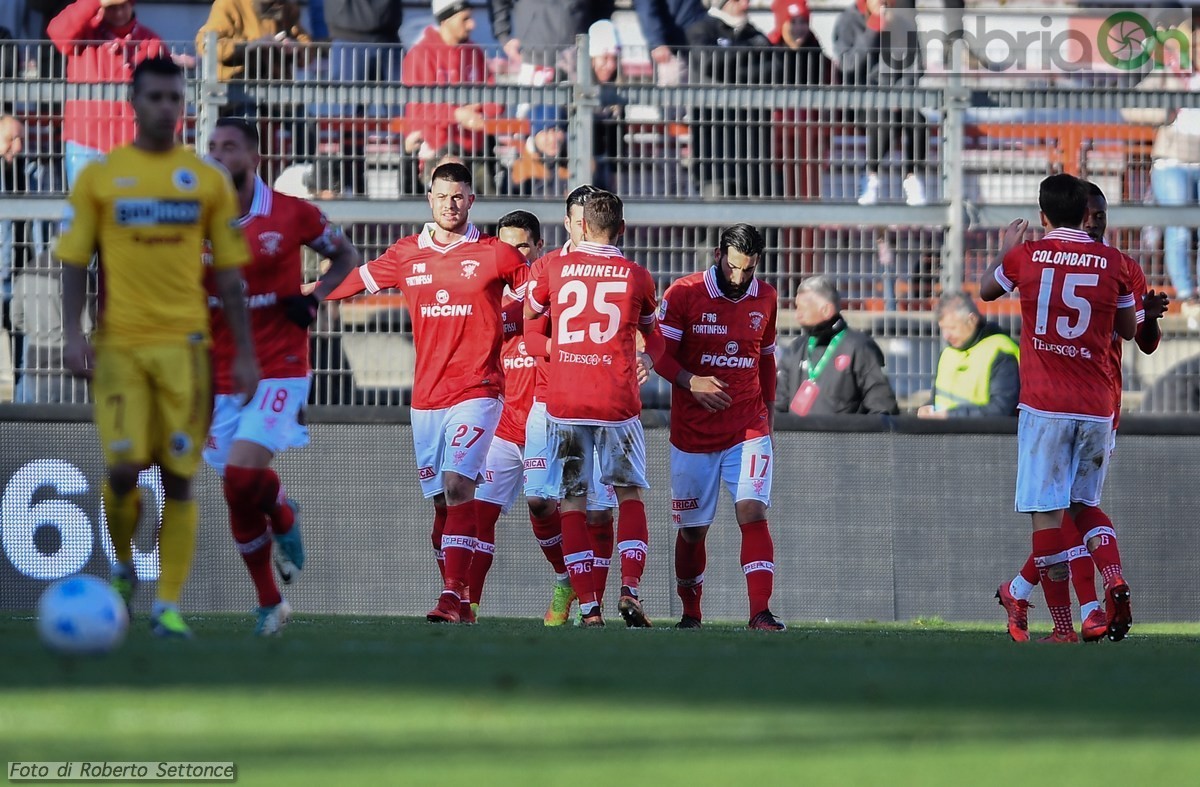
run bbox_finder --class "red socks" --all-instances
[530,509,567,574]
[223,466,281,607]
[1032,527,1072,634]
[469,501,503,606]
[588,517,614,604]
[740,520,775,617]
[616,500,648,594]
[1018,554,1039,586]
[674,531,706,619]
[1074,506,1125,587]
[1061,512,1098,606]
[431,503,448,583]
[561,509,598,611]
[440,501,477,596]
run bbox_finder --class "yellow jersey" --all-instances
[55,144,250,347]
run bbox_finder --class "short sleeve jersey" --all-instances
[495,289,537,445]
[54,145,249,347]
[528,241,658,425]
[659,267,778,453]
[206,179,345,393]
[325,223,528,410]
[996,227,1134,420]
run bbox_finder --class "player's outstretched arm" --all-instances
[60,262,93,379]
[214,268,261,399]
[286,239,363,327]
[980,218,1028,301]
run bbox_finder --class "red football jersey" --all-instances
[528,242,657,425]
[659,267,777,453]
[495,290,537,445]
[996,227,1134,420]
[207,180,344,394]
[325,223,528,410]
[1107,251,1148,429]
[527,255,554,401]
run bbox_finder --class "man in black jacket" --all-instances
[775,275,899,415]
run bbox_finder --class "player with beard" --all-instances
[651,223,785,630]
[203,117,361,635]
[320,162,528,623]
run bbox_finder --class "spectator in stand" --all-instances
[323,0,404,195]
[501,105,569,197]
[48,0,168,186]
[197,0,313,180]
[403,0,502,193]
[634,0,706,72]
[325,0,403,87]
[589,20,624,192]
[686,0,776,199]
[775,275,899,416]
[197,0,311,84]
[13,254,84,404]
[490,0,613,80]
[917,292,1019,419]
[769,0,836,279]
[833,0,928,207]
[1,115,26,329]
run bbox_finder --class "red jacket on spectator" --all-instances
[401,25,498,155]
[48,0,167,152]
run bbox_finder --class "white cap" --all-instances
[588,20,621,57]
[432,0,470,23]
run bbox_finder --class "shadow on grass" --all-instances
[3,615,1198,742]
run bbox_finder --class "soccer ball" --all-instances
[37,575,130,655]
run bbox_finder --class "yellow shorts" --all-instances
[92,339,213,478]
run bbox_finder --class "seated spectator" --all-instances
[916,292,1019,419]
[501,105,569,197]
[775,275,899,415]
[47,0,168,186]
[686,0,776,199]
[403,0,502,193]
[1,114,25,327]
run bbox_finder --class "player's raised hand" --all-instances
[688,374,732,412]
[1143,289,1169,320]
[63,334,94,380]
[1000,218,1029,253]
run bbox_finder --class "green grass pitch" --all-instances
[2,615,1199,786]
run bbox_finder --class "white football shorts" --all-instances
[547,416,649,498]
[475,436,524,513]
[669,435,773,528]
[523,400,616,510]
[203,376,311,476]
[1015,408,1114,513]
[411,397,503,499]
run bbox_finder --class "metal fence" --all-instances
[3,30,1200,410]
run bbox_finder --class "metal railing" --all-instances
[3,33,1200,410]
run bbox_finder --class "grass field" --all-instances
[2,614,1199,786]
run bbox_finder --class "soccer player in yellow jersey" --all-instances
[56,57,259,639]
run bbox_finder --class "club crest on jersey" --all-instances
[749,311,765,331]
[725,341,739,355]
[258,231,283,256]
[173,168,198,191]
[436,289,450,304]
[460,259,480,279]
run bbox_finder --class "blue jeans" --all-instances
[1151,161,1200,300]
